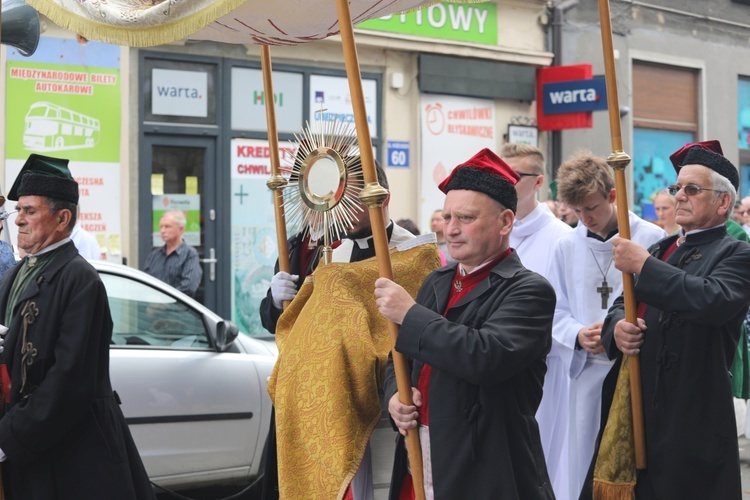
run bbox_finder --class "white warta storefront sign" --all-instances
[151,69,208,118]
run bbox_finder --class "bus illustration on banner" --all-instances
[23,101,101,151]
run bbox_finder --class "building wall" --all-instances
[1,1,552,318]
[560,0,750,204]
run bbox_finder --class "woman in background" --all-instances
[557,201,579,228]
[653,188,680,235]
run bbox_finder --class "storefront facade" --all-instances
[558,0,750,218]
[1,0,552,330]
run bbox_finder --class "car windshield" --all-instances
[100,272,210,349]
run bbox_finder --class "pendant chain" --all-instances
[589,248,613,281]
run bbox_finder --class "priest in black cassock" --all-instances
[0,154,154,500]
[604,139,750,500]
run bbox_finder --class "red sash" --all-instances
[1,364,10,404]
[417,249,511,426]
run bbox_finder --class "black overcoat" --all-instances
[602,227,750,500]
[259,232,314,334]
[384,250,556,499]
[0,242,154,500]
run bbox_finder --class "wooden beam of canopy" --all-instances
[261,45,292,310]
[335,0,426,498]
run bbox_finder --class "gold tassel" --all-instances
[593,479,636,500]
[25,0,245,48]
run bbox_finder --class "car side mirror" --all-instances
[214,320,239,352]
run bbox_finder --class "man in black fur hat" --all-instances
[0,154,154,499]
[603,140,750,499]
[374,148,556,499]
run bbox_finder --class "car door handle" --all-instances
[200,248,216,281]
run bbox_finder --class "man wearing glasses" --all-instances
[503,143,573,279]
[606,140,750,499]
[501,143,572,491]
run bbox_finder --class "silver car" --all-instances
[93,260,277,491]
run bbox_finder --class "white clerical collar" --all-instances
[512,202,558,239]
[578,210,634,252]
[515,201,541,225]
[354,220,394,249]
[679,224,724,238]
[458,256,499,277]
[27,237,71,258]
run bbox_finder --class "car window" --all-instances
[100,273,210,349]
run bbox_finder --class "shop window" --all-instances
[632,62,698,218]
[738,78,750,197]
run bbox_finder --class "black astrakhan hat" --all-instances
[438,148,520,213]
[8,154,79,204]
[669,140,739,190]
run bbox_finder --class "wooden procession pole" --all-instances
[0,14,5,500]
[0,10,6,500]
[333,0,426,498]
[0,15,4,500]
[597,0,647,469]
[261,45,292,310]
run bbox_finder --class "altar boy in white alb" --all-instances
[547,152,666,500]
[502,143,573,488]
[504,143,573,278]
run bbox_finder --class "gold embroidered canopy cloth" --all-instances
[268,242,440,499]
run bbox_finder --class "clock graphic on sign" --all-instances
[425,103,445,136]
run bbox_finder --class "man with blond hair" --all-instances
[548,152,665,499]
[502,143,572,277]
[501,143,572,487]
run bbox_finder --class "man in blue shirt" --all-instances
[143,210,202,297]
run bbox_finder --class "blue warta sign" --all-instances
[387,140,410,168]
[542,77,608,115]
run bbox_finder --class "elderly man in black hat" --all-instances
[374,148,556,499]
[604,140,750,499]
[0,154,154,499]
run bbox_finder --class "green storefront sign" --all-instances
[6,49,121,163]
[357,2,497,45]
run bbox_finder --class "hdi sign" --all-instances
[536,64,608,131]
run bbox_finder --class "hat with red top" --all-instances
[669,140,739,190]
[438,148,520,213]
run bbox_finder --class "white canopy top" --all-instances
[25,0,458,47]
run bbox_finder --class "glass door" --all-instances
[140,135,218,311]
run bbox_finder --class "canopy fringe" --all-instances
[593,479,636,500]
[25,0,245,47]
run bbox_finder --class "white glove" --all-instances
[0,324,7,354]
[271,271,299,309]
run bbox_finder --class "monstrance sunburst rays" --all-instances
[281,114,366,247]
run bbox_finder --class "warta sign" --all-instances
[536,64,608,131]
[543,77,607,114]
